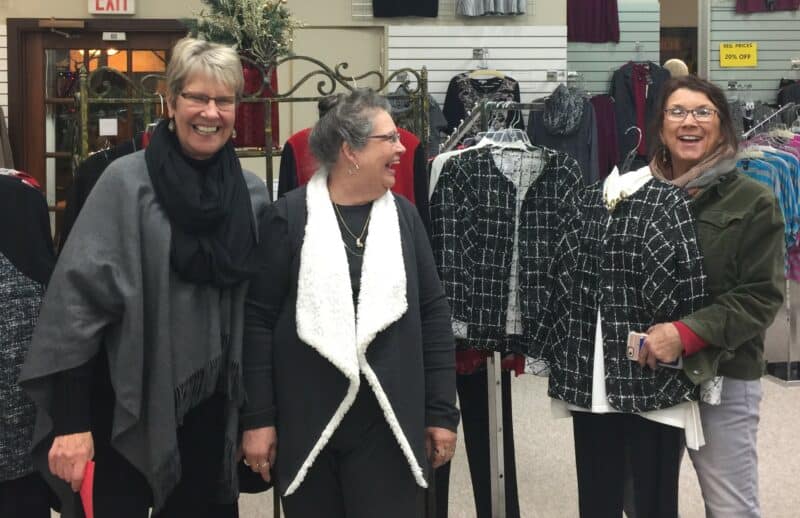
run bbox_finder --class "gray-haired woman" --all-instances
[240,88,460,517]
[20,37,269,517]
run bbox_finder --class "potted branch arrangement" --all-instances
[192,0,302,148]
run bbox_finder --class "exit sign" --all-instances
[89,0,135,15]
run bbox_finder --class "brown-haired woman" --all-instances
[641,75,785,517]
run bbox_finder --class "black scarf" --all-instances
[145,119,259,287]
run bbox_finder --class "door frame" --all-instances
[7,18,187,181]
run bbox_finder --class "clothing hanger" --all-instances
[468,47,505,79]
[472,102,530,151]
[738,148,765,159]
[567,72,589,97]
[145,93,166,134]
[468,68,506,79]
[791,107,800,133]
[620,126,642,174]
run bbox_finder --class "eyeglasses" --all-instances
[664,106,718,122]
[366,131,401,144]
[180,92,237,111]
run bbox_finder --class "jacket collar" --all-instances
[296,171,408,378]
[692,167,739,206]
[289,171,414,495]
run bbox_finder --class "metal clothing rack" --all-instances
[440,100,545,153]
[74,56,431,200]
[741,101,796,140]
[741,101,800,386]
[740,101,800,386]
[439,99,546,517]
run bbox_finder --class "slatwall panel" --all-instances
[709,0,800,104]
[353,0,537,21]
[0,24,7,128]
[566,0,660,96]
[388,25,567,105]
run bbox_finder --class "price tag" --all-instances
[720,42,758,68]
[98,118,118,136]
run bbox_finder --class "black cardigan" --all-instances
[242,186,459,496]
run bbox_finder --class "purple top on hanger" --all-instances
[567,0,620,43]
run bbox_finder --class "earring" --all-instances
[662,147,669,163]
[167,118,175,132]
[348,162,359,176]
[232,128,237,139]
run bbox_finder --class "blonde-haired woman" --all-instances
[21,38,268,518]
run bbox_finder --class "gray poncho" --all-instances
[19,151,268,514]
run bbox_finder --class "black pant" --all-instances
[572,412,683,518]
[281,383,424,518]
[0,472,54,518]
[73,393,238,518]
[435,369,520,518]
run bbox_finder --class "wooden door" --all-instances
[8,19,185,242]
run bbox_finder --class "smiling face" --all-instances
[350,109,406,191]
[167,73,236,160]
[660,88,723,177]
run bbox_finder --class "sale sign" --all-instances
[720,42,758,68]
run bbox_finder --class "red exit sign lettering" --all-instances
[89,0,136,15]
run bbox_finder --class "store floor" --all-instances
[237,375,800,518]
[46,375,799,517]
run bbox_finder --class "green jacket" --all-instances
[681,170,785,384]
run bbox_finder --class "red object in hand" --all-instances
[79,460,95,518]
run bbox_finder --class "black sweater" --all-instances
[241,186,459,495]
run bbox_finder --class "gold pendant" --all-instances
[356,238,364,248]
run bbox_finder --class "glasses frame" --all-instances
[664,107,718,122]
[366,131,402,144]
[179,91,237,111]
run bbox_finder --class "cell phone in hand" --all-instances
[626,331,683,369]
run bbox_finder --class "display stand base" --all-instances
[766,361,800,386]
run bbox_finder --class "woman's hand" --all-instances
[49,432,94,492]
[242,426,277,483]
[425,426,457,469]
[639,323,683,369]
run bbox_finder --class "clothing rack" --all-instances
[440,99,546,517]
[440,107,483,153]
[741,102,796,140]
[74,57,431,200]
[739,109,800,386]
[440,100,545,153]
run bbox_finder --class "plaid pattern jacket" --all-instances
[430,146,583,352]
[535,179,707,412]
[0,254,45,481]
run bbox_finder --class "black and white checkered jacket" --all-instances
[532,179,707,412]
[430,146,583,352]
[0,254,45,481]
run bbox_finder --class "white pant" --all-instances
[688,378,762,518]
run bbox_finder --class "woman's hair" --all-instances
[165,38,244,105]
[317,95,340,118]
[309,88,392,170]
[649,75,738,161]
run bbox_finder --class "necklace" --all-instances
[332,202,371,248]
